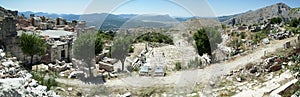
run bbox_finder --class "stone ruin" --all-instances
[0,49,60,96]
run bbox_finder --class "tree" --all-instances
[95,32,104,55]
[193,28,222,56]
[73,32,98,77]
[111,35,133,71]
[193,29,211,56]
[19,33,46,65]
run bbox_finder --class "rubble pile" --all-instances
[0,50,60,97]
[269,30,294,40]
[212,55,295,96]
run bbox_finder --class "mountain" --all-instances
[18,11,80,21]
[18,11,190,30]
[223,3,300,25]
[217,11,248,22]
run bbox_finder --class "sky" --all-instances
[0,0,299,17]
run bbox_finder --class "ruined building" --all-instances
[0,6,20,57]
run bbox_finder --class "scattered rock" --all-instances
[268,63,282,72]
[250,67,258,73]
[2,60,13,67]
[236,77,242,82]
[29,80,38,87]
[67,87,73,91]
[256,73,261,77]
[209,81,215,87]
[68,71,84,79]
[55,87,66,92]
[288,61,293,66]
[121,92,131,97]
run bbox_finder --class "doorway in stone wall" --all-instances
[61,50,65,60]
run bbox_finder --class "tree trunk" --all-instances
[121,59,125,71]
[30,55,34,65]
[87,59,94,77]
[88,66,93,77]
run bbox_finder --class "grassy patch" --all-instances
[31,70,58,91]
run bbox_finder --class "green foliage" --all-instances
[111,35,133,71]
[73,32,100,77]
[221,24,226,29]
[135,32,173,45]
[97,30,114,41]
[129,46,134,53]
[270,17,282,24]
[5,52,12,58]
[289,18,300,27]
[193,29,210,56]
[73,32,96,62]
[188,57,203,69]
[31,71,58,91]
[287,27,300,34]
[229,38,241,49]
[240,32,246,39]
[193,27,222,56]
[95,34,104,56]
[126,65,139,72]
[19,33,46,65]
[138,87,166,97]
[253,31,268,44]
[289,8,300,15]
[289,53,300,63]
[175,62,182,71]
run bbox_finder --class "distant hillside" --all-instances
[18,11,190,30]
[18,11,80,21]
[217,12,246,22]
[223,3,300,25]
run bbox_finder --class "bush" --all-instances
[188,58,203,69]
[240,32,246,39]
[175,62,182,71]
[31,71,58,91]
[134,32,173,45]
[129,46,134,53]
[253,31,268,44]
[193,27,222,56]
[270,17,282,24]
[289,18,300,27]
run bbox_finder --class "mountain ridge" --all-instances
[223,2,300,25]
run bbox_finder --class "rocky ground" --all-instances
[100,35,296,96]
[0,50,60,97]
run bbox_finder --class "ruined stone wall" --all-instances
[49,42,71,63]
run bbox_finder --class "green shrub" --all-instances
[31,71,58,91]
[134,32,173,45]
[129,46,134,53]
[270,17,282,24]
[175,62,182,71]
[193,27,222,56]
[289,18,300,27]
[188,58,203,69]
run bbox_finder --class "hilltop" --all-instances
[223,3,300,25]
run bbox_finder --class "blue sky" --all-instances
[0,0,299,17]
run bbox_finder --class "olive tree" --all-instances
[19,33,46,65]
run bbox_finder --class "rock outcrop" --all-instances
[224,3,300,25]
